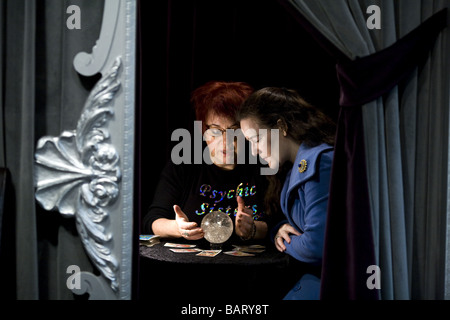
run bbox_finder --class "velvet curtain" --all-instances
[285,0,450,299]
[1,0,38,299]
[0,0,104,299]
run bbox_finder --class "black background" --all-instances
[137,0,340,222]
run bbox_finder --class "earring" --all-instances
[283,131,287,137]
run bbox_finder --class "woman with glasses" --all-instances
[238,87,336,300]
[142,81,269,245]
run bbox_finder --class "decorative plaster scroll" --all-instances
[35,58,122,292]
[73,0,120,76]
[71,272,117,300]
[35,0,135,300]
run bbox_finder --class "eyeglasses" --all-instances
[205,124,240,137]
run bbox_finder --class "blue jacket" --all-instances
[273,143,333,266]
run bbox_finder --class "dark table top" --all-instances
[138,239,296,300]
[139,239,290,267]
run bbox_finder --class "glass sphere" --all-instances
[201,211,233,247]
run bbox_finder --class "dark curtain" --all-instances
[1,0,104,299]
[137,0,340,228]
[279,1,448,299]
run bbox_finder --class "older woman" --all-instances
[142,81,268,244]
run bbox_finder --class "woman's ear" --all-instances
[277,119,287,137]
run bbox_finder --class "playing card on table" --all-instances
[164,242,197,248]
[139,234,161,247]
[169,248,202,253]
[143,242,160,247]
[140,235,160,241]
[232,244,265,253]
[196,250,222,257]
[224,250,255,257]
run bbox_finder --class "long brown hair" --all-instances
[237,87,336,216]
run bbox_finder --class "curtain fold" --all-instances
[287,0,450,299]
[1,0,104,299]
[0,1,4,167]
[336,9,447,107]
[2,0,39,300]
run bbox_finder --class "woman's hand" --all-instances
[274,223,302,252]
[173,205,204,240]
[235,196,255,240]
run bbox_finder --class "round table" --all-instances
[138,239,295,301]
[139,240,289,265]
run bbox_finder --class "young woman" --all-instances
[142,81,268,245]
[238,87,336,300]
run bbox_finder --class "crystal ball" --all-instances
[201,210,234,245]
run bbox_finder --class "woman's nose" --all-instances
[251,142,259,157]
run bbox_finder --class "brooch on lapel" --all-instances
[298,159,307,173]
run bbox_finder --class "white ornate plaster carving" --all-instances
[35,58,122,292]
[71,272,118,300]
[34,0,136,300]
[73,0,120,76]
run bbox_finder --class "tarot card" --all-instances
[248,244,266,249]
[140,234,160,241]
[196,250,222,257]
[169,248,202,253]
[143,242,160,248]
[232,245,265,253]
[139,234,161,247]
[164,242,197,248]
[224,250,255,257]
[232,244,265,249]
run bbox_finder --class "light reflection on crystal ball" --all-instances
[201,211,234,244]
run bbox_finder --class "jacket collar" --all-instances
[285,142,334,196]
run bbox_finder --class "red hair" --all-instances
[191,81,254,131]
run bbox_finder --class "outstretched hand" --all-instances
[173,205,204,240]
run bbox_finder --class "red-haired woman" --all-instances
[142,81,269,246]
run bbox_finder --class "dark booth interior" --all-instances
[136,0,340,300]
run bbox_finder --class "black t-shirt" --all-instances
[142,161,269,244]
